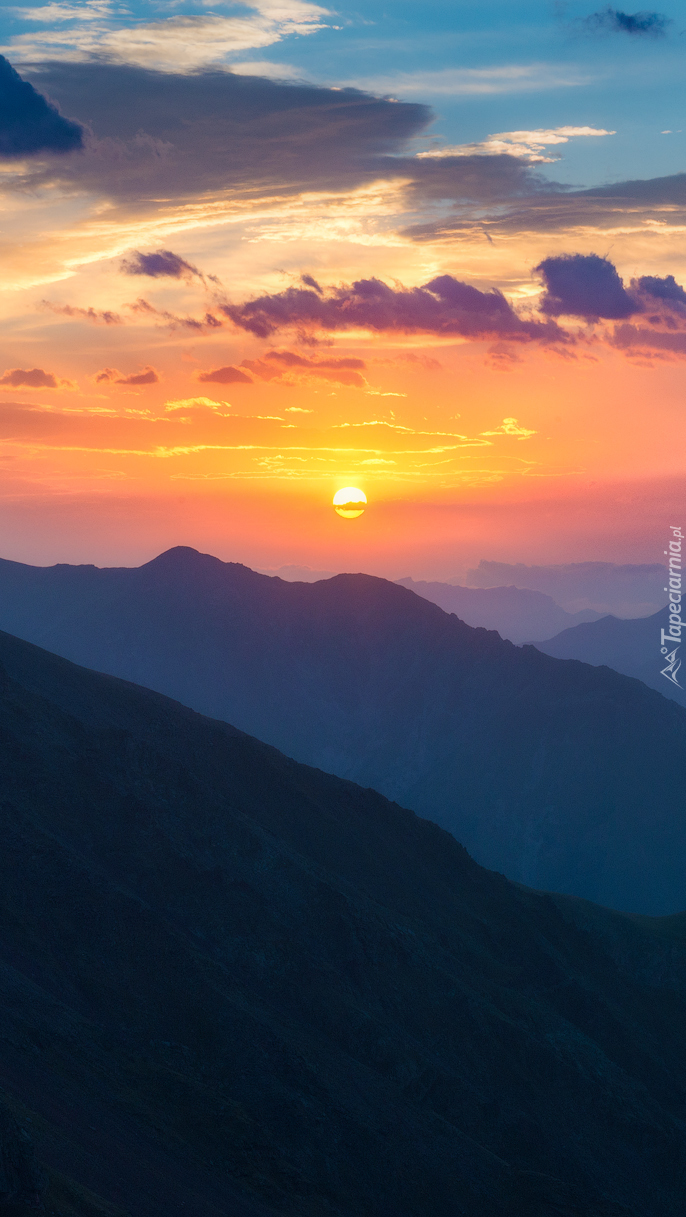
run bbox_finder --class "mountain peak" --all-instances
[143,545,220,568]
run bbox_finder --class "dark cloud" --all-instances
[263,350,365,371]
[42,301,123,325]
[635,274,686,308]
[0,56,83,158]
[121,250,203,280]
[220,275,565,342]
[403,173,686,243]
[95,366,159,385]
[20,63,542,211]
[242,349,368,388]
[583,7,669,35]
[197,365,254,385]
[1,367,60,389]
[403,153,546,205]
[611,324,686,357]
[0,367,59,388]
[535,253,638,320]
[21,64,428,203]
[127,298,224,332]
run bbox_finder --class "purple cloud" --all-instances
[197,365,253,385]
[42,301,123,325]
[636,274,686,308]
[220,275,564,342]
[96,366,159,386]
[535,253,638,320]
[264,351,365,371]
[0,367,59,388]
[242,349,368,388]
[121,250,203,280]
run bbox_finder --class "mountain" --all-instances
[256,565,337,582]
[3,628,686,1216]
[396,578,603,644]
[0,546,684,913]
[534,606,686,709]
[466,560,666,616]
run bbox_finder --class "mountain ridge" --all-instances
[533,606,685,708]
[396,576,604,642]
[0,546,683,913]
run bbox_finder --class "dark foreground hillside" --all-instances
[1,632,686,1216]
[0,548,684,912]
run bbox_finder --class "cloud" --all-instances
[388,352,443,370]
[127,298,224,333]
[3,2,330,72]
[165,396,232,414]
[120,250,204,281]
[19,63,543,211]
[95,366,159,385]
[0,366,59,388]
[42,300,123,324]
[242,348,369,387]
[0,54,83,157]
[197,365,254,385]
[9,4,113,24]
[220,274,566,342]
[611,325,686,358]
[635,274,686,309]
[418,126,614,164]
[582,7,669,35]
[485,345,524,370]
[480,417,536,438]
[535,253,638,320]
[345,64,592,96]
[403,172,686,243]
[264,350,365,371]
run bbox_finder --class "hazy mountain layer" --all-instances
[396,578,603,643]
[466,560,666,616]
[0,547,684,912]
[2,628,686,1216]
[534,606,686,709]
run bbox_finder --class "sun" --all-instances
[333,487,367,518]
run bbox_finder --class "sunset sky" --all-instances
[0,0,684,575]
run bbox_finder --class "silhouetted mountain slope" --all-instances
[2,630,686,1216]
[396,578,602,643]
[0,547,684,913]
[534,606,686,709]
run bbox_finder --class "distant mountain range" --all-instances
[0,546,683,913]
[3,627,686,1217]
[396,578,603,643]
[466,559,666,616]
[534,606,686,709]
[256,564,337,582]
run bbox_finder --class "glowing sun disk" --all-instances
[333,486,367,518]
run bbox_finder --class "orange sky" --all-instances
[0,53,685,574]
